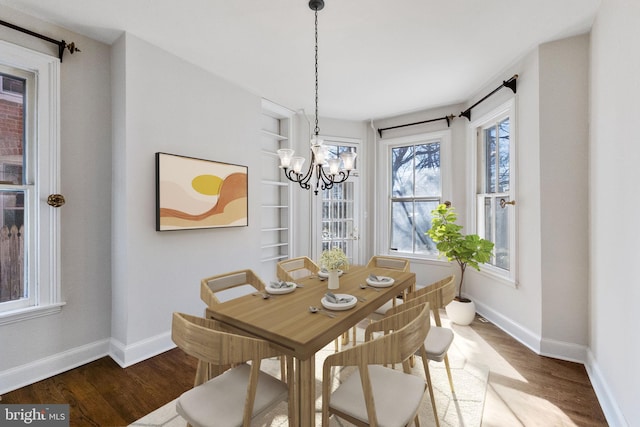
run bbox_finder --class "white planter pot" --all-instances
[445,299,476,325]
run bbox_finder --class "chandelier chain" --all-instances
[314,8,320,136]
[276,0,356,195]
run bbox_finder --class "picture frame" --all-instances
[155,152,248,231]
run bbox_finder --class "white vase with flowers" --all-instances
[320,247,349,290]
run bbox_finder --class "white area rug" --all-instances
[131,322,487,427]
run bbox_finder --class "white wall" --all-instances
[462,50,545,352]
[464,37,591,362]
[538,35,590,359]
[110,33,265,366]
[589,0,640,424]
[0,7,112,393]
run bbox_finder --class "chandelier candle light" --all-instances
[277,0,357,195]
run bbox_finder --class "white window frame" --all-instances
[0,41,64,324]
[469,99,517,286]
[377,130,452,260]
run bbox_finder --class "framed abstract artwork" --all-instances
[155,152,248,231]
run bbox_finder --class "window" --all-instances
[472,100,516,281]
[0,41,62,323]
[380,131,451,258]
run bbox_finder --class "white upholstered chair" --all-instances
[407,274,457,393]
[321,302,432,427]
[171,312,295,427]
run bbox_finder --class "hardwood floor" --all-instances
[460,318,607,426]
[2,316,607,426]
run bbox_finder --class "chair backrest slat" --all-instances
[205,271,248,291]
[200,269,265,307]
[366,255,410,272]
[172,312,281,367]
[277,256,319,282]
[329,303,430,367]
[407,275,456,326]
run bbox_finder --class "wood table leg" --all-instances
[296,356,316,427]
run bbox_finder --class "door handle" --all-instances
[499,198,516,208]
[47,194,66,207]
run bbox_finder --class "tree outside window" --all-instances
[390,141,442,256]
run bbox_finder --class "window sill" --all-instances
[474,267,517,289]
[385,253,446,265]
[0,302,66,326]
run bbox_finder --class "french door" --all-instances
[311,137,361,265]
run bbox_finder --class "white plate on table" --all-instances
[317,269,343,278]
[321,293,357,311]
[265,282,297,295]
[365,276,395,288]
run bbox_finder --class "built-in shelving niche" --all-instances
[259,100,294,279]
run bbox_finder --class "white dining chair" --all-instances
[322,302,433,427]
[171,312,295,427]
[200,269,286,380]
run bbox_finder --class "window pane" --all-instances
[495,197,510,270]
[391,146,414,197]
[414,143,440,197]
[0,73,26,185]
[0,190,26,302]
[484,197,493,244]
[391,201,414,252]
[322,180,356,262]
[498,118,510,193]
[1,75,24,94]
[415,200,439,255]
[484,126,496,193]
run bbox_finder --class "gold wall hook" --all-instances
[500,198,516,208]
[47,194,66,207]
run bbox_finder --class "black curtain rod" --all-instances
[376,74,518,137]
[377,114,455,138]
[0,19,80,62]
[459,74,518,121]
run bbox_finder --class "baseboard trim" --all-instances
[540,337,587,364]
[0,339,110,395]
[0,332,177,395]
[472,299,542,354]
[474,299,589,363]
[585,349,628,427]
[109,331,175,368]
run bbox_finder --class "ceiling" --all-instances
[0,0,600,121]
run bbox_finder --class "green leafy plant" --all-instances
[427,203,494,301]
[320,247,349,271]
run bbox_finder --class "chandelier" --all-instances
[277,0,357,195]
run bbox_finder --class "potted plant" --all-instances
[319,247,349,290]
[426,203,494,325]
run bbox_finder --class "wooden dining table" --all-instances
[206,264,416,427]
